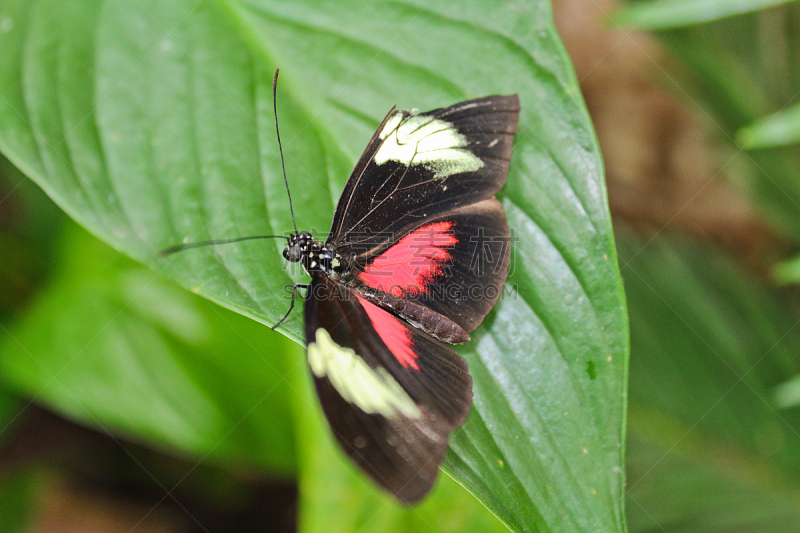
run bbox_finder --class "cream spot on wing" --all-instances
[308,328,420,418]
[379,112,404,139]
[376,112,483,178]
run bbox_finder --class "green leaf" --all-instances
[737,102,800,149]
[0,1,629,530]
[618,227,800,531]
[613,0,796,30]
[772,252,800,285]
[772,374,800,409]
[444,197,628,533]
[0,222,297,476]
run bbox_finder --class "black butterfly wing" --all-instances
[328,95,519,253]
[348,197,510,343]
[305,275,472,504]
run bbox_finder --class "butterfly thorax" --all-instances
[283,231,351,279]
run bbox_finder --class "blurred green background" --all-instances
[4,0,800,531]
[560,0,800,530]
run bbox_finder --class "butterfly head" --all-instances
[283,231,314,263]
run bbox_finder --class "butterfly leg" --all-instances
[271,283,311,329]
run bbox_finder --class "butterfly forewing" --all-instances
[350,197,510,342]
[329,95,519,251]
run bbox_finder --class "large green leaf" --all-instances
[613,0,797,30]
[0,0,628,530]
[737,101,800,149]
[0,222,297,476]
[618,227,800,531]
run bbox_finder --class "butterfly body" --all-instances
[284,231,351,279]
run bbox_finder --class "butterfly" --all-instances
[163,71,519,504]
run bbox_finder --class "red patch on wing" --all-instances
[359,221,457,297]
[357,295,419,370]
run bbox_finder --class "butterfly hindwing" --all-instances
[329,95,519,253]
[351,196,510,342]
[304,276,472,504]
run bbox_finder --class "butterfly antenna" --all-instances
[158,235,286,257]
[159,69,295,259]
[273,69,298,234]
